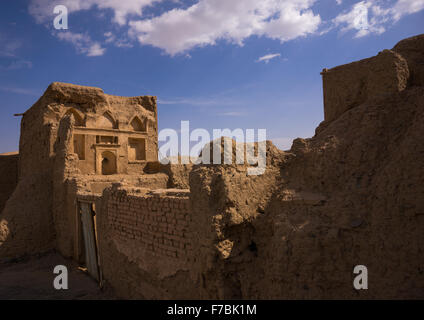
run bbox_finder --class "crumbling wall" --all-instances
[187,92,424,298]
[393,34,424,87]
[187,140,286,299]
[160,162,193,189]
[97,186,199,299]
[321,49,409,123]
[0,102,56,259]
[184,36,424,299]
[0,153,19,214]
[262,85,424,299]
[52,115,80,258]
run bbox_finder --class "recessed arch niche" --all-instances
[98,112,117,129]
[130,116,146,132]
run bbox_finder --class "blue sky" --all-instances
[0,0,423,153]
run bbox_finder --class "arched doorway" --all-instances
[101,151,117,175]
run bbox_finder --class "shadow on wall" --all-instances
[0,153,19,213]
[0,153,19,261]
[0,171,56,260]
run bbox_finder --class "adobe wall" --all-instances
[393,34,424,87]
[0,153,19,214]
[159,162,193,189]
[51,115,79,258]
[187,142,287,299]
[96,186,199,299]
[0,100,56,259]
[321,49,409,123]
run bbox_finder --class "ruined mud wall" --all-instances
[97,186,199,299]
[393,34,424,87]
[188,94,424,298]
[0,153,19,214]
[159,162,193,189]
[263,85,424,299]
[187,142,287,299]
[52,115,80,258]
[185,35,424,299]
[0,98,56,259]
[321,49,409,123]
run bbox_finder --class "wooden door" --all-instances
[80,202,99,281]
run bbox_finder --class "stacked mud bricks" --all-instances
[107,190,193,260]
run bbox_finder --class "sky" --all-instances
[0,0,423,153]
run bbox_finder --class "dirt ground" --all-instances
[0,251,115,299]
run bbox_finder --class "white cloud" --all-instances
[391,0,424,21]
[28,0,424,56]
[56,31,106,56]
[333,0,424,38]
[128,0,321,55]
[86,43,106,56]
[257,53,281,63]
[29,0,161,25]
[104,31,114,42]
[104,31,133,48]
[29,0,146,53]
